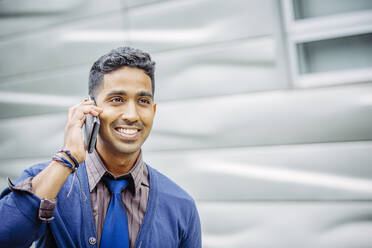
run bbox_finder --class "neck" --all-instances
[95,142,140,177]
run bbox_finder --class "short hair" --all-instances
[88,46,156,98]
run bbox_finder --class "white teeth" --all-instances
[118,128,137,135]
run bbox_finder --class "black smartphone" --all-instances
[83,96,100,153]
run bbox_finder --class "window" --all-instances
[282,0,372,87]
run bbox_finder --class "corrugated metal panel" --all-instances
[0,0,124,37]
[2,141,371,200]
[147,83,372,150]
[1,83,371,159]
[127,0,276,51]
[0,13,130,78]
[199,202,372,247]
[153,37,287,101]
[146,141,372,200]
[0,36,285,103]
[0,0,277,79]
[0,0,371,247]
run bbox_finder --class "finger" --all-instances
[79,101,103,113]
[68,101,94,116]
[78,115,86,127]
[81,100,95,105]
[74,105,103,117]
[91,107,103,115]
[91,110,100,116]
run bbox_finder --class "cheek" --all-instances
[99,110,115,129]
[140,110,155,127]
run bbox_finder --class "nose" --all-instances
[122,100,139,123]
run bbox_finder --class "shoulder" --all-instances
[147,164,197,209]
[146,164,201,244]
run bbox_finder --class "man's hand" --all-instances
[63,99,103,164]
[32,99,103,200]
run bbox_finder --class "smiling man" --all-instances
[0,47,202,248]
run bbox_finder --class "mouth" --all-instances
[114,127,141,140]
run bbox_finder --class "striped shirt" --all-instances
[85,149,149,248]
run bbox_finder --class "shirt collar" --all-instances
[85,149,146,196]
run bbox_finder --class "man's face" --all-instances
[95,66,156,156]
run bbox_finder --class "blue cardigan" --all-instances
[0,162,201,248]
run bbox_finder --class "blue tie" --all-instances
[100,176,130,248]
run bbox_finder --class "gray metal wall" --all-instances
[1,0,371,247]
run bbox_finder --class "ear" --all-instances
[153,103,157,114]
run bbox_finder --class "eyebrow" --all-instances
[105,90,153,99]
[138,91,153,99]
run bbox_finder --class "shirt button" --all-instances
[89,237,96,245]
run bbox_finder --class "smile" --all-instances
[117,128,137,135]
[114,127,140,140]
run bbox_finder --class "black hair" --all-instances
[88,46,155,98]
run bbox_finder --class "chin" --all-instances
[114,144,141,155]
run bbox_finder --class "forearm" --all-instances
[31,99,101,200]
[32,160,72,199]
[31,100,101,200]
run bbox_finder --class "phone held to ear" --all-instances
[83,96,100,153]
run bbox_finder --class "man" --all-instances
[0,47,202,248]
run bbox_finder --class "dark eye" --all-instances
[138,98,151,104]
[110,97,124,103]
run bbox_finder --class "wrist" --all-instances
[61,147,83,164]
[53,150,80,173]
[59,149,80,166]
